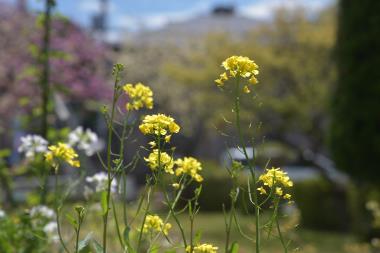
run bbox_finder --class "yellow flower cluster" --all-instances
[142,214,172,236]
[175,157,203,182]
[186,244,218,253]
[144,149,174,174]
[215,55,259,93]
[45,143,80,168]
[257,167,293,200]
[139,114,180,140]
[123,83,154,111]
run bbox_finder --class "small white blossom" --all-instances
[68,126,101,156]
[30,205,55,220]
[0,209,5,218]
[18,135,48,158]
[43,222,59,242]
[86,172,117,194]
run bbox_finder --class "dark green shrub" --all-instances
[184,160,271,212]
[181,160,233,212]
[292,177,352,231]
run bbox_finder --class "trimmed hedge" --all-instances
[292,177,352,231]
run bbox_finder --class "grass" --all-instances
[58,203,358,253]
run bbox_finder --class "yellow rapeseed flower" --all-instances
[45,142,80,168]
[139,114,180,137]
[257,186,267,195]
[257,167,293,200]
[215,55,259,90]
[175,157,203,182]
[123,83,154,111]
[142,214,172,236]
[172,183,180,189]
[186,244,218,253]
[144,149,174,174]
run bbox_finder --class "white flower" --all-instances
[0,209,5,218]
[30,205,55,220]
[43,222,59,242]
[43,222,57,233]
[68,126,102,156]
[18,135,48,158]
[86,172,117,194]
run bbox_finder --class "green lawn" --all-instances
[59,207,360,253]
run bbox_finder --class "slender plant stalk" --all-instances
[158,133,188,248]
[233,79,260,253]
[119,114,130,227]
[39,0,53,205]
[136,185,152,252]
[276,218,288,253]
[40,0,52,138]
[149,180,187,248]
[107,112,131,251]
[122,171,128,224]
[190,207,194,253]
[162,187,188,248]
[273,199,288,253]
[75,221,82,253]
[102,69,121,253]
[225,188,237,253]
[111,197,125,249]
[54,168,70,253]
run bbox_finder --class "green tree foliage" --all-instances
[330,0,380,182]
[121,7,336,156]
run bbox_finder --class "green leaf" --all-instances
[65,213,77,228]
[101,191,108,215]
[91,239,104,253]
[229,242,239,253]
[149,246,159,253]
[194,230,202,244]
[123,226,130,244]
[78,233,93,253]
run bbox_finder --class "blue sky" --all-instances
[4,0,333,32]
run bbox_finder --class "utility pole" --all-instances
[91,0,109,40]
[17,0,27,12]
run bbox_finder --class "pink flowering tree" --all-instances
[0,3,111,141]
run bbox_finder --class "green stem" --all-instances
[233,79,260,253]
[225,188,237,253]
[120,114,130,227]
[54,169,70,253]
[275,208,288,253]
[163,189,188,247]
[149,180,187,248]
[190,212,194,253]
[75,222,82,253]
[40,0,52,139]
[39,0,53,205]
[111,197,125,249]
[137,186,152,252]
[122,172,128,225]
[103,71,120,253]
[157,132,188,248]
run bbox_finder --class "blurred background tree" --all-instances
[0,3,111,148]
[120,7,336,161]
[330,0,380,183]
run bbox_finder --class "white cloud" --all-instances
[115,2,209,31]
[240,0,334,20]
